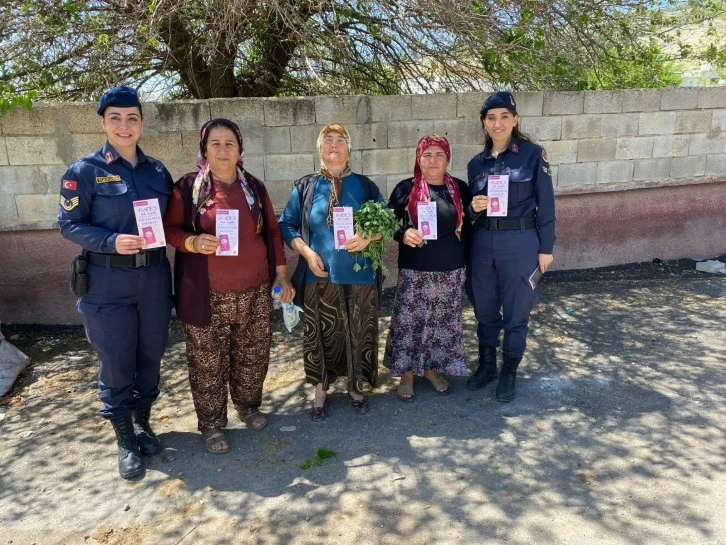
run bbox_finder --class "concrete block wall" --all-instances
[1,88,725,231]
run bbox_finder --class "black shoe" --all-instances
[496,355,522,403]
[466,345,498,390]
[110,416,144,480]
[133,405,162,456]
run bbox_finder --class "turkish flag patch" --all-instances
[62,179,77,191]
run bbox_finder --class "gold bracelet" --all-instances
[184,236,197,253]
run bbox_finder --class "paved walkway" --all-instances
[1,260,724,545]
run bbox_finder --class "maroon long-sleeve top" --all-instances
[164,173,285,293]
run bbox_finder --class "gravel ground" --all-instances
[0,257,724,545]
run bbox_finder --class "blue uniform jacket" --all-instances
[467,138,556,254]
[57,142,173,253]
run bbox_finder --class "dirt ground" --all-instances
[1,257,725,545]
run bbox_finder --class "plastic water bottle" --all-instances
[271,285,282,310]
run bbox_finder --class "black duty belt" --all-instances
[478,217,537,231]
[85,249,165,268]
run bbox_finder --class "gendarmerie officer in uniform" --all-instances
[58,87,173,479]
[465,92,556,402]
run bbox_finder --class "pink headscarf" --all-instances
[408,135,463,239]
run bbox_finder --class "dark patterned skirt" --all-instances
[303,280,379,393]
[383,268,467,377]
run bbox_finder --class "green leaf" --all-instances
[300,459,313,470]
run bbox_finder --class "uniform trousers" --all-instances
[78,260,172,419]
[466,227,539,358]
[181,282,272,431]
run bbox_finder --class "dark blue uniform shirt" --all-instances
[467,138,556,254]
[58,142,173,253]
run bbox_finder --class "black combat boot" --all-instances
[495,355,522,403]
[132,405,162,456]
[466,345,498,390]
[110,416,144,479]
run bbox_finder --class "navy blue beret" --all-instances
[480,92,517,117]
[97,86,142,115]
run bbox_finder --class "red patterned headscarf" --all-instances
[408,135,463,239]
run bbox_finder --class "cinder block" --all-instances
[387,121,434,148]
[0,166,45,195]
[164,163,190,183]
[675,111,712,134]
[265,154,315,181]
[712,109,726,130]
[698,86,726,109]
[0,138,7,165]
[638,112,676,135]
[652,135,690,157]
[561,115,601,139]
[705,153,726,176]
[139,133,184,164]
[347,124,388,150]
[661,88,698,110]
[264,98,315,127]
[597,161,633,184]
[449,168,467,183]
[513,92,544,117]
[6,136,63,165]
[264,180,296,212]
[456,92,488,118]
[577,139,616,162]
[519,116,561,141]
[152,101,210,133]
[40,165,68,191]
[346,151,363,173]
[556,162,598,187]
[370,95,412,122]
[600,113,639,137]
[0,194,17,218]
[314,96,361,125]
[549,164,558,186]
[235,125,290,155]
[584,91,623,113]
[432,119,483,145]
[0,106,57,135]
[290,125,325,153]
[361,149,410,175]
[365,175,388,198]
[209,98,266,127]
[633,158,672,181]
[16,193,58,223]
[411,94,457,120]
[543,91,584,115]
[539,140,578,165]
[180,132,200,163]
[243,155,265,180]
[387,175,407,196]
[63,103,101,134]
[621,89,662,112]
[689,132,726,155]
[616,137,654,160]
[450,145,483,174]
[670,155,706,178]
[71,134,106,160]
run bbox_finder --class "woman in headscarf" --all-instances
[163,118,293,454]
[384,135,472,401]
[278,124,386,420]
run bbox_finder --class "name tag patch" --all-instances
[60,195,79,211]
[96,175,122,184]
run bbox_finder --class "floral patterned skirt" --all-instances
[383,268,467,377]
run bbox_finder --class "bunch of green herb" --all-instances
[300,447,336,470]
[351,200,399,273]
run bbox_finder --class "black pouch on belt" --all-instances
[70,254,88,297]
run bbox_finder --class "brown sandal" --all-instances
[425,374,450,396]
[347,393,370,414]
[202,428,230,455]
[397,381,415,402]
[244,412,268,430]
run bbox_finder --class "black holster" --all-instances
[70,254,88,297]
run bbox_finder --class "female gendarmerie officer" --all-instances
[465,91,556,402]
[57,87,173,479]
